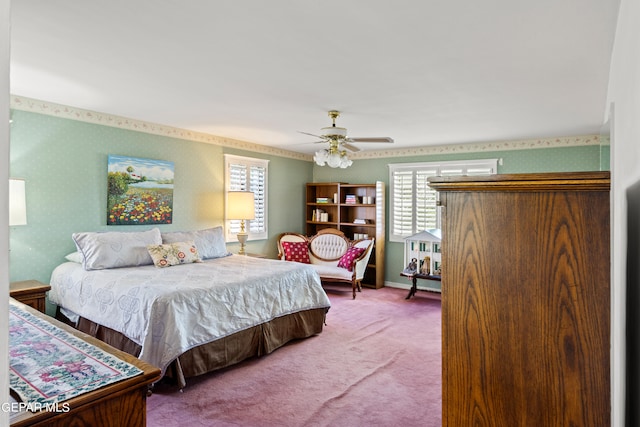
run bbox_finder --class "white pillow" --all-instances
[65,251,83,263]
[72,228,162,270]
[161,227,230,259]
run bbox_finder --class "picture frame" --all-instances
[107,155,174,225]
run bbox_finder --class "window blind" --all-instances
[389,159,498,242]
[225,155,269,241]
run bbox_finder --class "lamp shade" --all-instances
[227,191,255,220]
[9,178,27,226]
[314,148,352,168]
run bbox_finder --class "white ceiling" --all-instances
[9,1,620,155]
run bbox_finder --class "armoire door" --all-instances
[429,172,610,427]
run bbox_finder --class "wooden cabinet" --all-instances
[10,280,51,314]
[428,172,610,427]
[306,182,385,288]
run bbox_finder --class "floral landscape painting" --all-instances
[107,155,174,225]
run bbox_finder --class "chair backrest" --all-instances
[277,232,308,260]
[309,229,350,264]
[353,238,375,280]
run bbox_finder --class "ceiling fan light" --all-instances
[314,148,352,168]
[314,149,329,166]
[326,152,342,168]
[339,156,353,168]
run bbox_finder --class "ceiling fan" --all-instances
[299,110,394,153]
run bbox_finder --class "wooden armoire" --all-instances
[428,172,610,426]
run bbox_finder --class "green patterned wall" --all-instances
[9,110,311,288]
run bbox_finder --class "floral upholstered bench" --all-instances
[277,229,374,299]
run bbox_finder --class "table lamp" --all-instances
[9,178,27,226]
[227,191,255,255]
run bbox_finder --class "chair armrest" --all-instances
[353,239,375,280]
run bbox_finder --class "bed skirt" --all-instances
[56,307,327,389]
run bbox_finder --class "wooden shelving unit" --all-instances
[306,182,385,289]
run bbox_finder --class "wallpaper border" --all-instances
[351,134,601,159]
[10,95,312,161]
[10,95,601,160]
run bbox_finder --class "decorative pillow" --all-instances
[147,241,202,268]
[281,241,311,264]
[162,227,230,259]
[337,246,366,271]
[72,228,162,270]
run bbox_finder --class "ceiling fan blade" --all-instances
[298,131,327,140]
[347,137,394,143]
[341,142,361,152]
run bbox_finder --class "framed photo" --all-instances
[107,155,174,225]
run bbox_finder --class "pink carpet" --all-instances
[146,285,442,427]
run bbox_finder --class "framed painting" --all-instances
[107,155,174,225]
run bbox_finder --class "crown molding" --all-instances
[10,95,313,162]
[11,95,601,162]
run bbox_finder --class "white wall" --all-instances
[607,0,640,425]
[1,0,10,425]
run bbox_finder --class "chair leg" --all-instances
[352,280,364,299]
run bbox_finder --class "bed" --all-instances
[48,227,331,389]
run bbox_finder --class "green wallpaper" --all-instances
[9,110,311,290]
[9,108,603,299]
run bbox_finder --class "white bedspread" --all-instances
[49,255,331,375]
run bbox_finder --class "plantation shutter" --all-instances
[415,169,438,231]
[391,170,414,237]
[225,155,269,241]
[389,159,498,242]
[248,164,266,233]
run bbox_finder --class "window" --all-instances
[224,154,269,241]
[389,159,498,242]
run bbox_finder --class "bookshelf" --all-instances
[306,182,385,289]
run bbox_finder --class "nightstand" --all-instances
[10,280,51,314]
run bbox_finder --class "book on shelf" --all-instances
[353,218,369,224]
[316,197,330,203]
[311,209,329,222]
[345,194,357,204]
